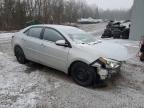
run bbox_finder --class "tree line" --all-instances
[0,0,131,30]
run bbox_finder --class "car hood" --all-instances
[76,41,131,61]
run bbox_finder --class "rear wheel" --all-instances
[140,53,144,61]
[71,62,99,87]
[14,46,27,64]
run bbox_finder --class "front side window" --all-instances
[43,28,64,42]
[25,27,42,39]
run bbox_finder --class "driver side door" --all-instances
[40,28,70,72]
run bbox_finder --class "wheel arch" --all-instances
[68,58,100,75]
[14,44,23,56]
[68,60,89,76]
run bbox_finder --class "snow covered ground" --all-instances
[0,33,14,44]
[0,24,144,108]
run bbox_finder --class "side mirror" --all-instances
[55,40,68,47]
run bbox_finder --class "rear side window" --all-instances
[24,27,42,39]
[43,28,64,42]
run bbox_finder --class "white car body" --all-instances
[12,25,129,80]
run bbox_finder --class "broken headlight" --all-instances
[92,57,121,69]
[91,57,122,80]
[101,57,121,69]
[106,59,121,69]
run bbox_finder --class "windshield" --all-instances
[63,28,97,44]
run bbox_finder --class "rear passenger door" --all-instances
[22,27,43,62]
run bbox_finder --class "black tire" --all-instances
[71,62,99,87]
[140,53,144,61]
[101,29,112,38]
[14,46,27,64]
[113,30,121,39]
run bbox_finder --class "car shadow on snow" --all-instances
[24,61,74,84]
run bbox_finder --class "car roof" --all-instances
[28,24,78,31]
[24,24,81,42]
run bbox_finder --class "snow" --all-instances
[0,52,64,108]
[0,33,14,39]
[121,22,131,28]
[0,33,14,44]
[78,18,103,23]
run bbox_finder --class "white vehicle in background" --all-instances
[12,25,129,87]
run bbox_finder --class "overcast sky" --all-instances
[86,0,134,10]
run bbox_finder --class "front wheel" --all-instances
[71,62,99,87]
[14,46,27,64]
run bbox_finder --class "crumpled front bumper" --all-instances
[97,65,121,80]
[90,58,123,80]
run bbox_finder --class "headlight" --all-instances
[97,57,121,69]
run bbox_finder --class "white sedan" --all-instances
[12,25,129,87]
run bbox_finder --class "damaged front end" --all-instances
[90,57,123,80]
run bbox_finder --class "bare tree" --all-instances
[0,0,132,30]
